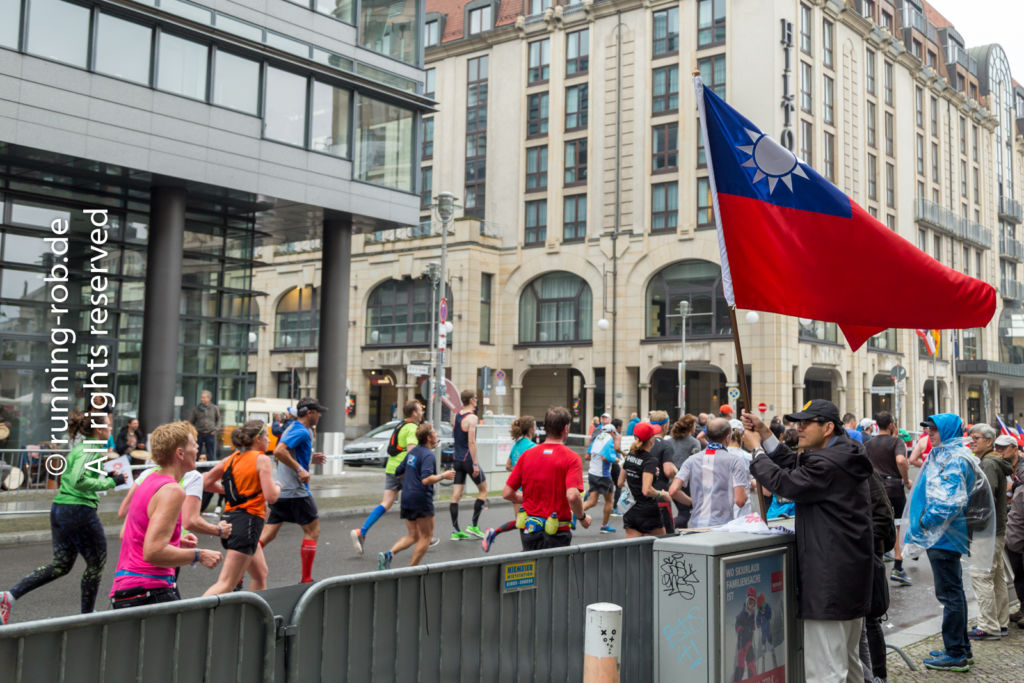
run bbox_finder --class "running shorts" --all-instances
[221,510,265,555]
[452,459,486,486]
[266,496,319,526]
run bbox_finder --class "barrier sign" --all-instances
[502,560,537,593]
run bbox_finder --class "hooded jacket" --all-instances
[905,413,977,555]
[976,450,1013,535]
[751,430,873,621]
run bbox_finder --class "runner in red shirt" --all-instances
[504,406,591,550]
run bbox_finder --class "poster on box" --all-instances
[720,549,786,683]
[103,455,134,491]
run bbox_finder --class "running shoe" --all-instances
[600,524,616,534]
[928,650,973,665]
[350,529,364,556]
[377,550,392,570]
[1001,627,1009,636]
[882,551,894,562]
[482,528,497,553]
[0,591,12,626]
[922,654,970,672]
[429,536,440,548]
[611,508,623,517]
[465,525,485,539]
[889,569,912,586]
[967,627,1000,641]
[450,530,470,541]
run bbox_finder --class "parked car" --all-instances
[344,421,455,467]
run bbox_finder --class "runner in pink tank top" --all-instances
[112,472,181,597]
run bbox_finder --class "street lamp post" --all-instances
[678,300,690,419]
[433,192,457,434]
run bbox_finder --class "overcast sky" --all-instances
[932,0,1024,81]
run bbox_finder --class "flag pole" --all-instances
[730,306,769,524]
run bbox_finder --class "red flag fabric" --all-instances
[696,78,996,350]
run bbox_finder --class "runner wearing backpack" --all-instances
[202,421,280,594]
[351,401,424,556]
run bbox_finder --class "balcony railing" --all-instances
[364,218,502,244]
[999,196,1024,224]
[914,198,992,249]
[1000,237,1024,262]
[1001,277,1024,301]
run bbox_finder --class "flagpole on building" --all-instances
[729,306,768,524]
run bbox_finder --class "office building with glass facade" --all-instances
[0,0,430,450]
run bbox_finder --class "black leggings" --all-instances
[12,503,107,614]
[865,616,887,678]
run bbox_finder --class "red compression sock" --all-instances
[300,539,317,583]
[497,520,518,534]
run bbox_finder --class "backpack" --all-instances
[387,421,412,457]
[965,477,993,533]
[221,453,254,507]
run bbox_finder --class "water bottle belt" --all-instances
[525,515,571,531]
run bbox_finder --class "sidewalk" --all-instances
[887,618,1024,681]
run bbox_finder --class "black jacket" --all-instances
[869,471,896,557]
[750,433,874,621]
[115,425,147,456]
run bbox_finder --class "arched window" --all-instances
[275,286,318,349]
[366,278,436,345]
[645,260,731,338]
[518,272,592,343]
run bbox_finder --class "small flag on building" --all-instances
[915,329,940,356]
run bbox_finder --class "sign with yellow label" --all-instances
[501,560,537,593]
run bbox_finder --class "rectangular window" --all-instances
[563,195,587,241]
[933,234,942,260]
[930,97,938,136]
[698,55,726,97]
[931,142,939,182]
[653,65,679,114]
[868,329,899,352]
[480,273,493,344]
[918,181,925,199]
[866,101,877,147]
[697,0,725,48]
[95,13,152,86]
[972,124,979,161]
[800,120,812,162]
[566,29,589,75]
[822,19,833,68]
[652,182,678,232]
[526,145,548,191]
[354,95,414,192]
[212,50,260,115]
[823,75,834,124]
[883,61,893,105]
[865,49,876,94]
[960,116,967,155]
[915,86,923,128]
[697,117,706,167]
[421,117,434,159]
[800,62,813,112]
[963,245,971,275]
[264,67,308,147]
[918,228,927,251]
[525,199,547,245]
[653,7,679,57]
[158,32,209,101]
[527,92,549,136]
[881,10,892,31]
[912,38,922,59]
[424,19,439,47]
[565,83,588,131]
[976,251,982,280]
[421,167,432,209]
[887,214,896,230]
[886,162,895,208]
[26,0,90,67]
[961,161,968,197]
[425,68,436,98]
[799,4,811,54]
[823,131,835,181]
[884,112,894,156]
[974,167,980,203]
[360,0,416,63]
[311,81,351,158]
[652,122,678,172]
[867,153,878,201]
[465,56,488,218]
[564,139,587,185]
[468,6,491,35]
[528,39,550,83]
[696,178,713,227]
[916,134,925,175]
[528,0,552,15]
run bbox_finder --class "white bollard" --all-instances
[583,602,622,682]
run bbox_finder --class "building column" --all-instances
[139,184,185,430]
[512,385,522,416]
[639,383,650,417]
[584,384,595,420]
[317,212,353,442]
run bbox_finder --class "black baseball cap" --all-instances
[920,417,937,429]
[297,397,327,413]
[785,399,841,427]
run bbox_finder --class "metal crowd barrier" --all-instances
[284,537,655,683]
[0,592,276,683]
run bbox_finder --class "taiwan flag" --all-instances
[695,77,996,350]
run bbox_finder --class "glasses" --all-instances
[796,419,827,429]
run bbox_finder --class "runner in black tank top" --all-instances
[448,391,489,541]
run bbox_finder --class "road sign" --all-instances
[496,369,506,381]
[727,387,740,401]
[758,402,767,413]
[869,386,894,395]
[407,364,430,376]
[438,323,447,350]
[890,364,907,381]
[495,384,507,396]
[439,297,447,324]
